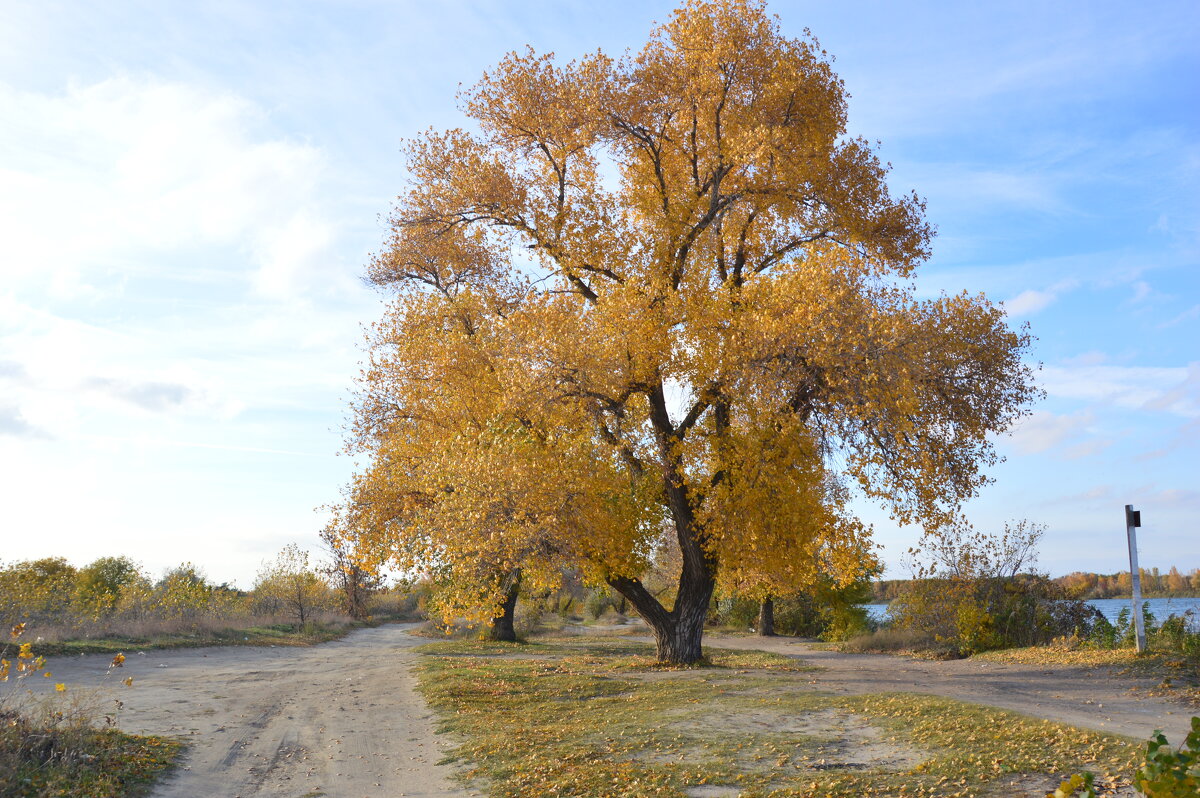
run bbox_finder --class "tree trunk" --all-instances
[758,596,776,636]
[488,569,521,642]
[345,566,370,620]
[609,571,714,664]
[605,381,718,664]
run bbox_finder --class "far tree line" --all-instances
[872,566,1200,602]
[0,539,399,637]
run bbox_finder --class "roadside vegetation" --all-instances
[0,545,424,658]
[831,520,1200,712]
[0,624,179,798]
[972,606,1200,710]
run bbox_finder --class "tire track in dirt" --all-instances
[28,624,473,798]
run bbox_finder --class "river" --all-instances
[863,596,1200,624]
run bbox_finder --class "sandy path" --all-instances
[703,634,1192,742]
[31,624,472,798]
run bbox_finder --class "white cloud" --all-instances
[0,76,335,300]
[1003,278,1079,317]
[251,209,338,300]
[1040,363,1199,417]
[1005,410,1093,455]
[1005,289,1056,316]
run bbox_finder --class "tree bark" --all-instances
[604,382,720,664]
[608,514,717,666]
[488,569,521,642]
[758,595,776,636]
[609,570,714,664]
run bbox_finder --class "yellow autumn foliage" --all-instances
[335,0,1038,662]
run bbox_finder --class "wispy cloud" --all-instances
[1003,279,1079,317]
[84,377,193,412]
[1159,304,1200,329]
[1141,363,1200,416]
[1005,289,1056,316]
[0,359,26,379]
[1040,364,1197,416]
[0,404,49,439]
[1004,410,1094,455]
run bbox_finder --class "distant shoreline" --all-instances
[866,594,1200,605]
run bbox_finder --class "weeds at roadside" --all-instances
[1,623,180,797]
[29,618,371,658]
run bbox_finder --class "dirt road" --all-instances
[29,626,1192,797]
[33,624,472,798]
[704,634,1192,742]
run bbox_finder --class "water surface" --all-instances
[863,597,1200,624]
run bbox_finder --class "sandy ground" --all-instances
[27,624,472,798]
[703,633,1193,742]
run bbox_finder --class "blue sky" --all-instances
[1,1,1197,588]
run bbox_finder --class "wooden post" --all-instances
[1125,504,1147,653]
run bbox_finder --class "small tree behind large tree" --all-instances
[254,545,331,625]
[319,524,382,620]
[340,0,1038,664]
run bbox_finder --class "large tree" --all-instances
[339,0,1038,663]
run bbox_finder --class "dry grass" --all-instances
[29,615,366,657]
[27,610,352,644]
[0,721,179,798]
[838,628,960,659]
[1,634,180,797]
[971,641,1140,668]
[414,637,1141,797]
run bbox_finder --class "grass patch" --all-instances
[0,726,180,797]
[416,636,816,673]
[414,637,1140,797]
[30,619,370,657]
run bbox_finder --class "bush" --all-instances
[840,627,945,655]
[1085,604,1200,659]
[583,588,615,621]
[1147,609,1200,661]
[890,575,1098,657]
[513,599,547,638]
[712,580,874,641]
[1135,717,1200,796]
[368,584,429,621]
[252,546,334,625]
[1057,717,1200,797]
[890,521,1100,657]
